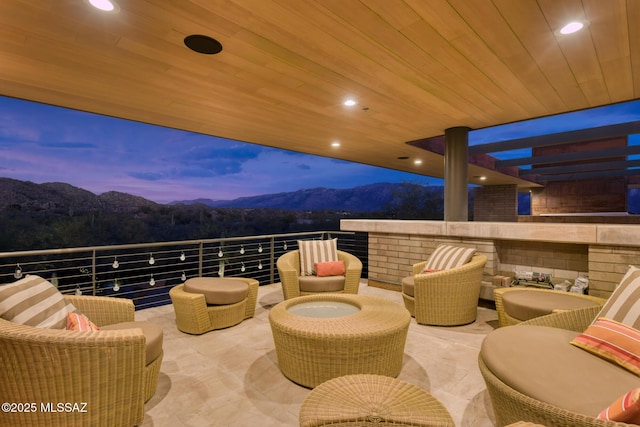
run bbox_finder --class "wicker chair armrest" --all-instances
[338,250,362,294]
[65,294,135,326]
[518,305,602,332]
[0,319,145,426]
[277,250,301,300]
[412,261,428,275]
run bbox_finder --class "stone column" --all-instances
[444,126,470,221]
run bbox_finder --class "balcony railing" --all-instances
[0,231,368,310]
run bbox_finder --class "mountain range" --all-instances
[171,183,444,212]
[0,178,441,213]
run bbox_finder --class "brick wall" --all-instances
[589,245,640,298]
[473,185,518,222]
[531,137,628,215]
[531,178,627,214]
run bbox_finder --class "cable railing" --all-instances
[0,231,368,310]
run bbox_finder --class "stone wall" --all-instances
[344,219,640,300]
[589,245,640,298]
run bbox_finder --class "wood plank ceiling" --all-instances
[1,0,638,189]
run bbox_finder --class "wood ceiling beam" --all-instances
[519,159,640,176]
[469,121,640,155]
[496,145,640,167]
[537,168,640,182]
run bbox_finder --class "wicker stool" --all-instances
[299,374,455,427]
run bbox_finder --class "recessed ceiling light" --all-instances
[87,0,119,12]
[184,35,223,55]
[343,99,357,107]
[331,141,341,147]
[559,21,587,35]
[414,159,422,165]
[473,175,487,181]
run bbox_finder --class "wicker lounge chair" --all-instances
[0,294,162,427]
[479,306,637,426]
[276,249,362,300]
[402,254,487,326]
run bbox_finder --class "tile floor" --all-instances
[136,281,499,426]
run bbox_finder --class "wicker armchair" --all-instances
[494,286,608,328]
[479,306,636,427]
[402,254,487,326]
[0,295,162,427]
[277,250,362,300]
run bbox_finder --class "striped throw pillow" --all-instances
[596,265,640,329]
[597,388,640,423]
[571,317,640,376]
[298,239,338,276]
[424,245,476,271]
[66,312,100,331]
[0,275,76,329]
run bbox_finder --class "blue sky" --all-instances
[1,96,639,204]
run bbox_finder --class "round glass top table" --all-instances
[285,300,360,318]
[269,293,411,388]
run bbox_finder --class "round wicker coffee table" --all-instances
[269,294,411,388]
[299,374,455,427]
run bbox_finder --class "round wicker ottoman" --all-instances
[269,294,411,388]
[299,374,455,427]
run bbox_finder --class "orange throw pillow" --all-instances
[66,312,100,331]
[570,317,640,376]
[597,388,640,423]
[315,261,346,277]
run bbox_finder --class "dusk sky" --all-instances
[1,95,639,204]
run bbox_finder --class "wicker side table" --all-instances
[299,374,455,427]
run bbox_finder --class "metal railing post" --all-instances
[91,249,97,296]
[269,236,275,284]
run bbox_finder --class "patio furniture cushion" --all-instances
[102,321,163,365]
[298,275,345,293]
[424,244,476,270]
[401,275,415,297]
[183,277,249,305]
[66,312,100,331]
[596,265,640,329]
[571,317,640,376]
[597,387,640,422]
[481,324,639,417]
[0,275,76,329]
[315,260,345,277]
[502,289,601,322]
[298,239,338,276]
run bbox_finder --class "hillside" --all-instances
[0,178,446,250]
[0,177,159,213]
[172,182,445,212]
